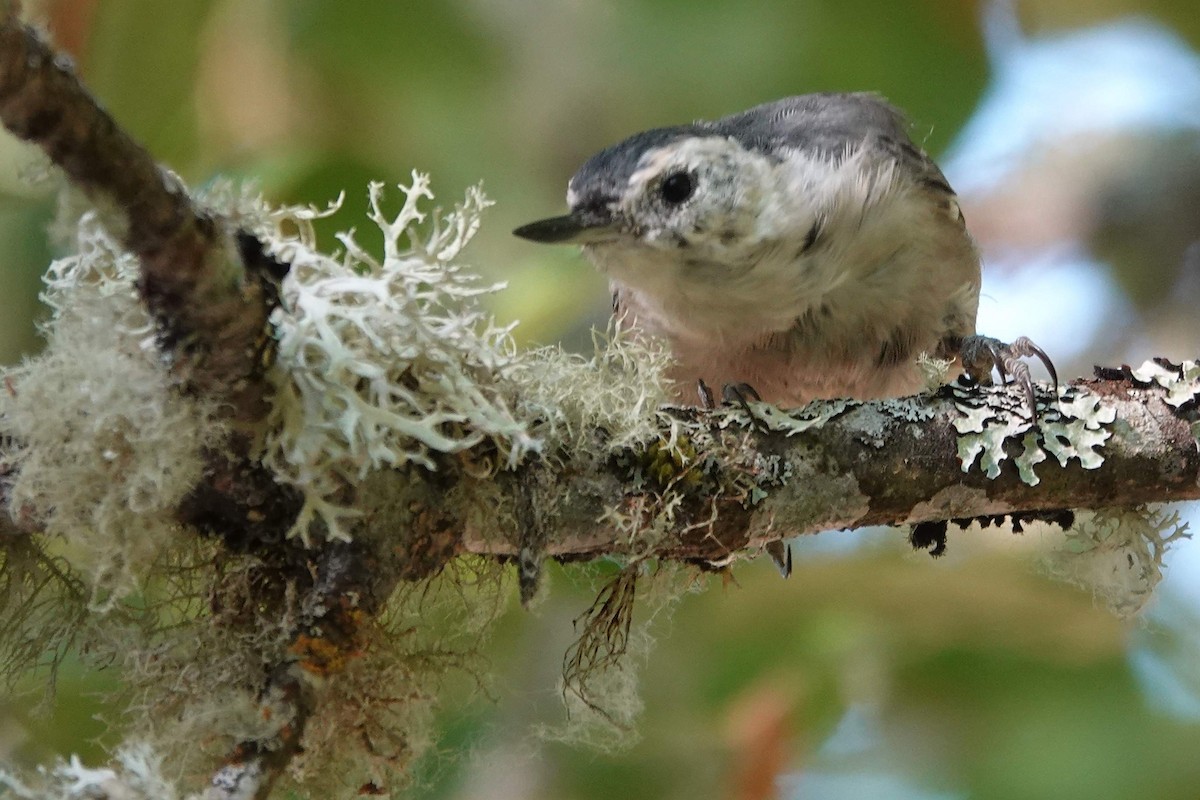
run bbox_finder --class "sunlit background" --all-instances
[2,1,1200,798]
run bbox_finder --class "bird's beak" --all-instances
[513,209,618,245]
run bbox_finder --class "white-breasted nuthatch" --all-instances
[514,93,1054,575]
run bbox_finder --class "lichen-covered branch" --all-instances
[0,5,274,423]
[433,367,1200,564]
[1,8,1199,798]
[0,10,323,796]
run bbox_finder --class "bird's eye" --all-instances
[659,171,694,205]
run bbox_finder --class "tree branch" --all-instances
[0,4,273,425]
[0,11,308,796]
[438,370,1200,564]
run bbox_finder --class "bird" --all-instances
[514,93,1053,576]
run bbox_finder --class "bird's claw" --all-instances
[697,380,762,410]
[959,334,1058,419]
[723,382,771,433]
[697,379,769,431]
[765,539,792,578]
[722,381,762,407]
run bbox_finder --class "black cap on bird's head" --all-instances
[514,94,926,247]
[513,124,703,245]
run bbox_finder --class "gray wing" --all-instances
[708,93,957,198]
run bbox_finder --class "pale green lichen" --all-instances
[52,539,295,787]
[1038,390,1117,474]
[539,562,693,753]
[552,631,648,751]
[0,743,185,800]
[286,558,506,797]
[0,177,539,798]
[955,359,1200,485]
[1043,506,1191,617]
[1130,359,1200,447]
[1,210,223,609]
[1129,359,1200,409]
[508,322,677,458]
[262,174,540,543]
[878,395,939,424]
[953,381,1114,485]
[0,200,273,793]
[916,351,954,391]
[750,397,860,435]
[257,175,674,548]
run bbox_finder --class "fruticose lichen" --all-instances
[1,208,225,609]
[509,323,676,459]
[541,561,692,753]
[261,174,542,543]
[1043,506,1191,617]
[0,743,180,800]
[258,174,678,545]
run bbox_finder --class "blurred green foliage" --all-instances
[3,1,1200,798]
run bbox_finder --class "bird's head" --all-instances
[515,128,779,282]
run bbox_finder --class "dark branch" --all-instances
[0,6,274,425]
[208,539,400,800]
[0,9,305,793]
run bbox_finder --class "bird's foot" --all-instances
[721,381,762,410]
[697,379,762,409]
[958,334,1058,418]
[698,379,771,431]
